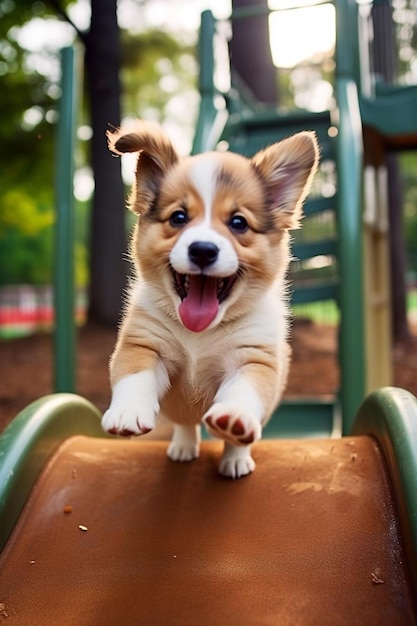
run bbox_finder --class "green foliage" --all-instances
[1,189,53,236]
[0,224,53,285]
[392,0,417,83]
[401,151,417,279]
[0,1,64,285]
[121,29,197,124]
[0,1,197,289]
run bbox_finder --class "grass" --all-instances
[407,288,417,313]
[292,299,339,324]
[292,288,417,326]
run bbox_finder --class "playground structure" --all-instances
[193,1,417,435]
[1,1,417,623]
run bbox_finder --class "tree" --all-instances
[0,0,198,306]
[0,0,127,324]
[371,0,409,342]
[1,0,197,326]
[84,0,128,325]
[230,0,278,105]
[49,0,128,326]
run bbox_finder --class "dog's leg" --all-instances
[219,443,255,479]
[167,424,201,462]
[204,400,260,479]
[203,370,269,478]
[102,364,169,437]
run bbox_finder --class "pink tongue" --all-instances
[179,275,219,332]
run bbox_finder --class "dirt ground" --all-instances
[1,320,416,433]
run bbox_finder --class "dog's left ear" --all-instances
[107,120,179,215]
[251,131,319,229]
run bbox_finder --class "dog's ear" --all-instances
[251,131,319,229]
[107,120,179,215]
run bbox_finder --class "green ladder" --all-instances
[193,3,365,437]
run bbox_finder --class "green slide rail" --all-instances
[353,387,417,591]
[0,393,104,552]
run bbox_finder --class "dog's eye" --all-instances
[229,214,249,233]
[169,209,188,227]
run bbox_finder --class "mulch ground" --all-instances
[1,320,416,434]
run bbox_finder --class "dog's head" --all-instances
[108,121,319,332]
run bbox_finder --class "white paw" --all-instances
[219,444,256,479]
[166,424,200,463]
[167,442,199,462]
[203,403,262,446]
[102,407,154,437]
[102,372,160,437]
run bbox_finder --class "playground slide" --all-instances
[1,4,417,623]
[0,388,416,624]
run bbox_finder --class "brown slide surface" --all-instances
[0,436,415,625]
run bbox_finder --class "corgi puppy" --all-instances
[102,120,319,478]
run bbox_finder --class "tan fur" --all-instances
[103,120,319,477]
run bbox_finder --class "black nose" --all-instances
[188,241,219,269]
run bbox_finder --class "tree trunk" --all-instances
[371,0,409,342]
[85,0,128,326]
[387,153,409,342]
[230,0,278,105]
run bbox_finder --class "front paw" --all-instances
[203,403,262,446]
[102,407,154,437]
[102,372,160,437]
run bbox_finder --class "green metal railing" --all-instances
[334,0,366,431]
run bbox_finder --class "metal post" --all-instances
[335,1,366,431]
[54,46,78,392]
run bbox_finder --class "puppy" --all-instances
[102,120,319,478]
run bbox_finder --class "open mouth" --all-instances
[172,271,237,304]
[170,269,238,332]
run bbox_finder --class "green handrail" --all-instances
[0,394,103,552]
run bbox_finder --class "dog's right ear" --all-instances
[107,120,179,215]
